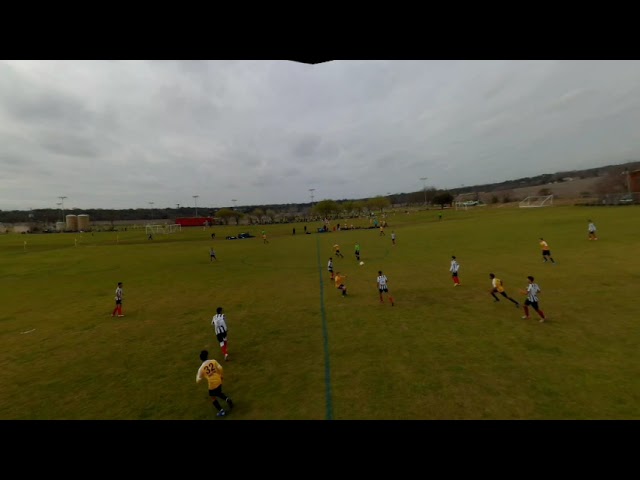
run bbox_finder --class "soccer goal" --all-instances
[454,193,479,210]
[145,224,182,234]
[519,195,554,208]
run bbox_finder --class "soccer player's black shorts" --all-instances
[208,385,224,398]
[379,286,388,293]
[216,331,227,343]
[524,299,539,309]
[542,249,551,256]
[115,300,122,305]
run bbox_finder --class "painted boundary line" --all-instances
[315,233,333,420]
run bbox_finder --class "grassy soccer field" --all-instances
[1,205,639,419]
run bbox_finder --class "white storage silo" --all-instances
[66,214,78,231]
[77,214,90,231]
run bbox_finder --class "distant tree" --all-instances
[491,195,499,204]
[538,188,552,196]
[367,196,391,213]
[250,208,264,223]
[265,209,276,223]
[216,208,236,225]
[352,200,366,216]
[432,192,453,206]
[340,200,354,217]
[313,199,341,218]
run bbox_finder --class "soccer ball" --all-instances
[359,261,364,266]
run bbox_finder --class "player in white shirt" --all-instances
[450,256,461,286]
[520,276,547,322]
[376,270,395,306]
[111,282,124,317]
[588,220,598,240]
[328,257,334,280]
[212,306,230,361]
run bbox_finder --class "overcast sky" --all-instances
[2,60,640,211]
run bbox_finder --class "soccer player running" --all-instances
[489,273,519,307]
[111,282,124,317]
[328,257,334,280]
[377,270,395,306]
[212,307,229,361]
[354,242,361,262]
[520,275,547,322]
[335,271,348,296]
[450,256,461,286]
[333,244,344,258]
[196,350,234,417]
[391,231,396,245]
[588,220,598,240]
[539,238,556,263]
[209,247,217,262]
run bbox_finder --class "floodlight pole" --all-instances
[58,196,67,221]
[419,178,428,206]
[193,195,199,217]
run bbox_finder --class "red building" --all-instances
[175,217,216,227]
[629,170,640,193]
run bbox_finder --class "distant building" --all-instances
[629,170,640,192]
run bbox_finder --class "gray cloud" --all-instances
[3,60,640,209]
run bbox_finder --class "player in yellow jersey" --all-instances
[196,350,234,417]
[489,273,520,307]
[539,238,556,264]
[335,272,348,296]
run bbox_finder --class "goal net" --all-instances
[454,193,479,210]
[145,224,182,234]
[519,195,553,208]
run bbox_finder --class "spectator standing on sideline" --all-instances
[196,350,233,417]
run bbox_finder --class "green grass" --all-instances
[1,205,639,419]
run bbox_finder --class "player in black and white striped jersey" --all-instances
[377,270,395,306]
[520,276,546,322]
[212,307,230,361]
[450,256,461,286]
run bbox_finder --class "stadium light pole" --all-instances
[58,196,67,222]
[176,203,180,210]
[309,188,315,204]
[623,169,631,194]
[419,178,428,206]
[193,195,199,217]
